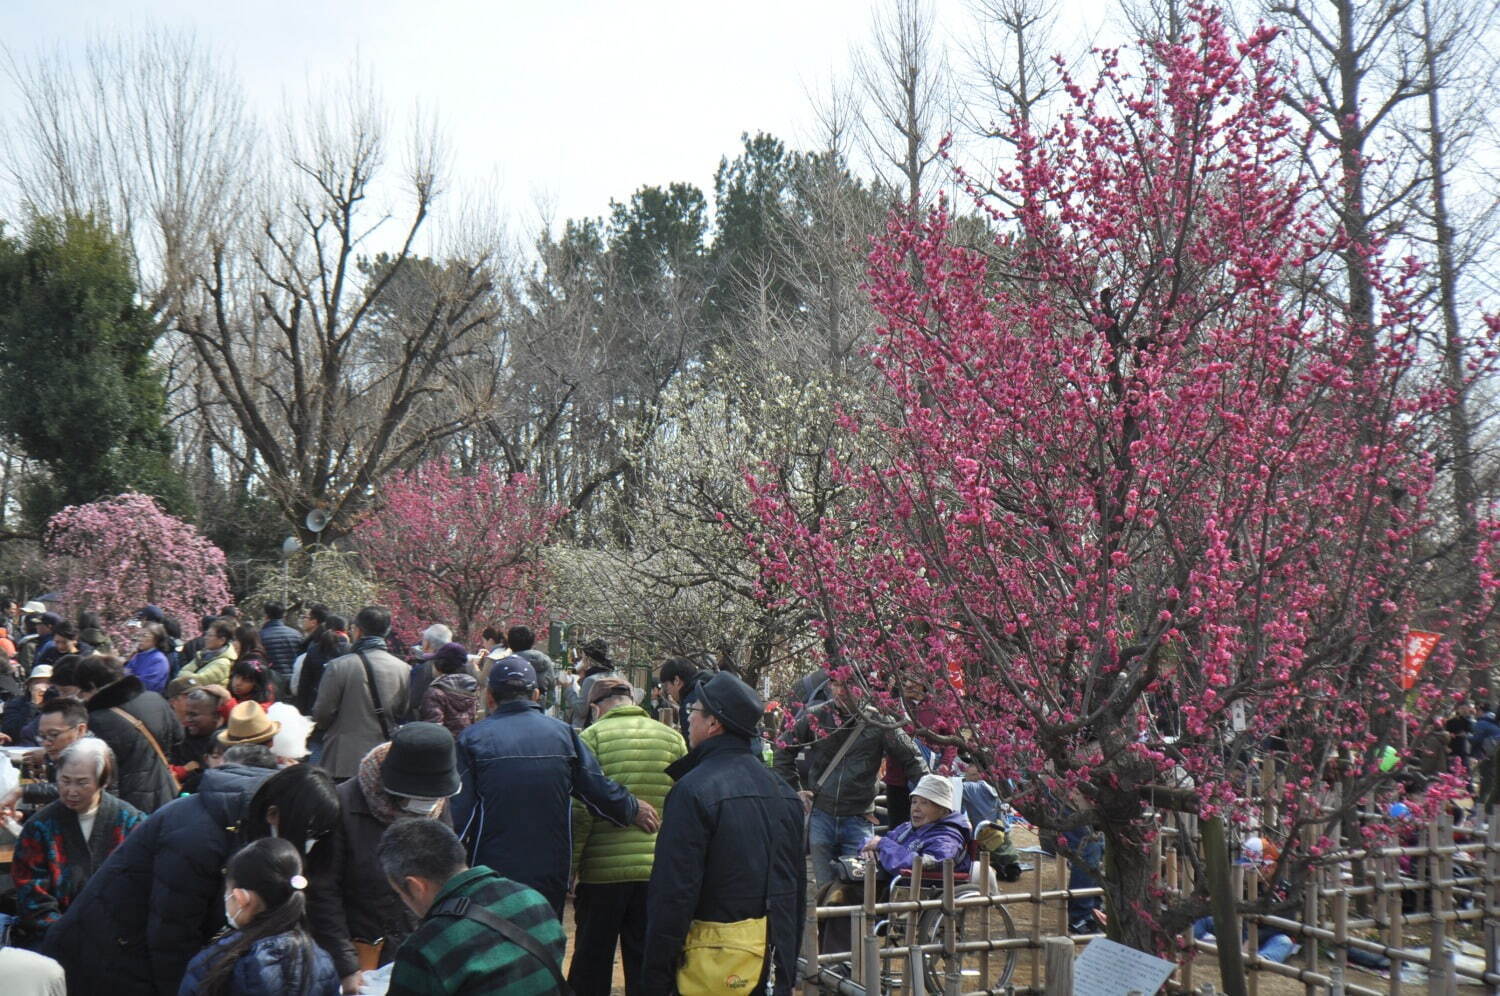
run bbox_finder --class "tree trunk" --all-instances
[1101,822,1159,953]
[1421,0,1486,692]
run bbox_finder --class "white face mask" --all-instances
[223,891,242,931]
[271,822,322,856]
[401,796,442,817]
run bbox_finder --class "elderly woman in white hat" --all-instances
[860,773,973,877]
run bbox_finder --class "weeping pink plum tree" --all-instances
[45,492,232,645]
[750,6,1468,954]
[359,462,566,644]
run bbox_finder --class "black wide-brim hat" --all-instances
[381,721,461,797]
[695,672,763,739]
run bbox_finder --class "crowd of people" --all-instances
[0,597,1026,995]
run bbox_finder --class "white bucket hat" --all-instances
[911,774,960,814]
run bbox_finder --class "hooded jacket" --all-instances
[515,647,557,699]
[873,810,973,877]
[43,764,276,996]
[419,672,479,737]
[86,674,184,813]
[180,644,237,688]
[642,733,806,996]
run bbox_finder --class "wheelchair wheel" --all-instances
[918,888,1017,993]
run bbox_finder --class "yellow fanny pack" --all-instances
[676,916,769,994]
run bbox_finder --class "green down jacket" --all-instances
[572,704,687,884]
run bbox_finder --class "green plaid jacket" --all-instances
[387,865,566,996]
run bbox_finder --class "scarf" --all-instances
[356,742,449,826]
[357,743,406,825]
[351,635,388,654]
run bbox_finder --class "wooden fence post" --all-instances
[862,857,880,988]
[1246,862,1260,996]
[907,853,926,996]
[1428,813,1447,996]
[941,859,960,996]
[1486,807,1499,994]
[1301,824,1319,996]
[1042,936,1073,996]
[977,848,992,986]
[1331,872,1348,996]
[1391,848,1407,996]
[800,852,819,996]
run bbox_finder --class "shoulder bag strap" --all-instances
[810,714,868,796]
[356,650,392,740]
[431,895,572,994]
[110,706,172,775]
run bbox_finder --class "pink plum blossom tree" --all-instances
[750,4,1477,955]
[44,492,232,646]
[358,461,566,644]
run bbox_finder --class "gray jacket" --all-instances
[773,699,927,818]
[312,637,409,779]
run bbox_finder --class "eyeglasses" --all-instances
[37,727,77,742]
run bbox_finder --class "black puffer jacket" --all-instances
[86,674,184,813]
[642,734,806,995]
[42,763,275,996]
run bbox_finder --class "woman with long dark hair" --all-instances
[178,837,339,995]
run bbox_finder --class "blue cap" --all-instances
[487,654,536,692]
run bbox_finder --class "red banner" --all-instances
[1400,630,1441,690]
[947,659,965,696]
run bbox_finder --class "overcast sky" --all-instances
[0,0,1116,244]
[1,0,929,232]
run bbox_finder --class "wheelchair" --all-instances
[827,820,1019,993]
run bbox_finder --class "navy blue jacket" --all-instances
[451,698,637,915]
[258,620,306,679]
[43,764,276,996]
[1474,715,1500,755]
[178,930,340,996]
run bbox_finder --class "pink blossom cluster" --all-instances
[358,461,566,644]
[748,3,1481,946]
[44,492,233,648]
